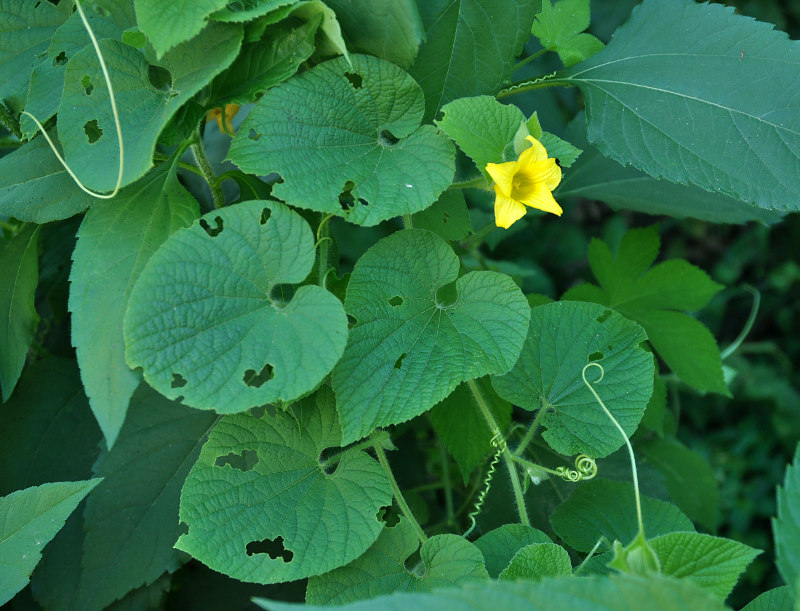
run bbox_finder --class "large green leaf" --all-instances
[774,444,800,595]
[550,479,694,553]
[410,189,472,241]
[134,0,229,57]
[474,524,552,578]
[70,154,199,448]
[409,0,539,121]
[75,384,218,610]
[257,573,729,611]
[498,543,572,581]
[332,229,529,444]
[562,226,728,395]
[125,200,348,413]
[57,23,242,192]
[0,225,40,402]
[0,479,101,606]
[306,518,489,604]
[175,386,392,583]
[228,54,455,226]
[649,532,760,600]
[551,0,800,212]
[492,301,654,458]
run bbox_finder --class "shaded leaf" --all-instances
[774,444,800,595]
[498,543,572,580]
[134,0,230,57]
[474,524,552,578]
[411,190,472,241]
[742,586,795,611]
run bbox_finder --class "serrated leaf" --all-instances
[742,586,795,611]
[531,0,603,67]
[474,524,552,578]
[562,226,728,395]
[70,154,200,448]
[74,384,218,611]
[0,225,40,402]
[775,444,800,594]
[0,479,101,605]
[324,0,423,68]
[125,200,348,413]
[641,437,719,532]
[649,532,760,600]
[229,54,455,226]
[550,479,694,553]
[134,0,230,57]
[211,0,297,22]
[492,301,654,458]
[539,131,582,168]
[306,518,488,604]
[499,543,572,580]
[57,23,243,192]
[175,386,392,583]
[332,229,529,444]
[257,573,729,611]
[429,377,511,482]
[0,0,66,113]
[409,0,539,121]
[556,0,800,212]
[411,190,472,241]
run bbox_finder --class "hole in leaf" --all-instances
[260,208,271,225]
[246,536,293,562]
[250,405,267,419]
[270,284,295,307]
[388,296,403,307]
[347,314,357,327]
[555,158,562,167]
[248,129,261,141]
[53,50,67,66]
[177,521,189,536]
[83,119,102,144]
[435,281,458,308]
[338,180,356,211]
[394,353,406,370]
[243,364,274,388]
[147,64,172,91]
[215,449,259,472]
[443,212,450,223]
[81,74,93,95]
[174,395,185,403]
[200,216,224,237]
[377,505,399,526]
[358,197,369,207]
[596,310,612,323]
[344,71,362,88]
[171,373,187,388]
[588,351,604,362]
[379,130,399,146]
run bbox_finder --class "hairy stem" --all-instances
[513,401,549,457]
[191,130,225,209]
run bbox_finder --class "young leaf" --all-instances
[474,524,552,578]
[649,532,760,600]
[741,586,795,611]
[550,479,694,553]
[0,225,40,402]
[491,301,654,457]
[531,0,603,67]
[70,153,200,448]
[125,200,348,414]
[411,190,472,242]
[409,0,539,122]
[306,518,489,604]
[498,543,572,580]
[555,0,800,212]
[175,386,392,583]
[332,229,529,444]
[774,444,800,595]
[134,0,230,57]
[228,54,455,226]
[562,226,728,395]
[0,479,101,605]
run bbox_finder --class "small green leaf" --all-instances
[175,386,392,583]
[0,479,101,605]
[531,0,604,67]
[306,518,489,604]
[229,54,455,226]
[649,532,760,600]
[492,301,654,458]
[134,0,230,57]
[0,225,40,402]
[211,0,297,22]
[70,153,199,447]
[550,479,694,553]
[332,229,529,444]
[498,543,572,580]
[474,524,552,578]
[429,377,512,482]
[741,586,795,611]
[125,200,348,413]
[539,132,582,168]
[411,190,472,241]
[774,444,800,595]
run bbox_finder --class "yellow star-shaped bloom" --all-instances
[485,136,563,228]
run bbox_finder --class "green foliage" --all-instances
[474,524,552,578]
[531,0,604,67]
[498,542,572,580]
[774,444,800,595]
[134,0,230,57]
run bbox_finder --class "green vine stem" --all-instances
[316,213,334,288]
[513,399,550,457]
[460,222,497,251]
[374,444,428,544]
[496,78,570,99]
[720,284,761,359]
[448,176,487,191]
[191,129,225,209]
[402,213,414,229]
[513,47,549,72]
[466,379,530,526]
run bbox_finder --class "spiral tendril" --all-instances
[463,431,506,538]
[556,454,597,482]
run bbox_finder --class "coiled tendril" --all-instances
[463,431,506,537]
[556,454,598,482]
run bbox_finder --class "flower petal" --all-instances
[493,188,527,228]
[513,158,562,198]
[518,136,549,164]
[485,160,518,198]
[519,184,563,216]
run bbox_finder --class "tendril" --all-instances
[21,0,124,199]
[463,431,506,538]
[556,454,598,482]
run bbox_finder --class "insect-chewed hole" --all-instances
[53,50,67,66]
[377,505,399,526]
[358,197,369,207]
[344,71,362,88]
[83,119,102,144]
[260,208,271,225]
[403,549,423,575]
[588,351,604,362]
[214,449,259,472]
[246,536,293,562]
[81,74,93,95]
[170,373,187,388]
[394,352,406,370]
[346,314,357,327]
[442,212,451,223]
[243,364,274,388]
[248,129,261,141]
[388,296,403,307]
[200,216,224,237]
[379,129,399,147]
[596,310,612,323]
[338,180,356,212]
[147,64,173,91]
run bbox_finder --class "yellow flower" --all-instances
[485,136,563,228]
[206,104,241,136]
